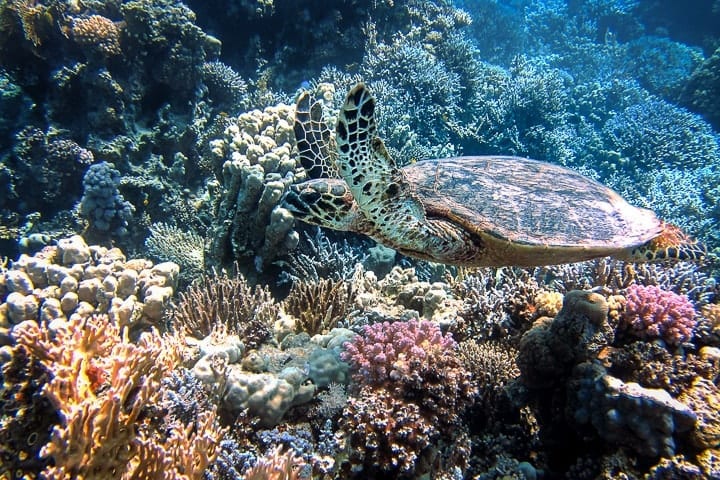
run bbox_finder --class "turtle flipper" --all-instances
[336,83,424,223]
[294,90,339,179]
[622,222,707,262]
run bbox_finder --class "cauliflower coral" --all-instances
[621,284,697,346]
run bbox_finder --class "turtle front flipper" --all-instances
[294,90,339,179]
[336,83,424,226]
[621,222,707,262]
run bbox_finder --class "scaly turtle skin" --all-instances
[284,83,706,267]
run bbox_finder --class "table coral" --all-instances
[621,284,697,346]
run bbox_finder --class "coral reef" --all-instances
[4,312,223,479]
[0,235,179,340]
[281,277,356,336]
[517,290,614,389]
[170,271,276,348]
[79,161,135,236]
[339,319,475,477]
[206,103,303,277]
[620,284,697,346]
[188,325,351,427]
[145,222,205,286]
[568,362,696,458]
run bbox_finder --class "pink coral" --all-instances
[622,284,697,346]
[339,320,474,477]
[341,320,475,430]
[341,319,457,386]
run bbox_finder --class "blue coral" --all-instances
[79,161,134,235]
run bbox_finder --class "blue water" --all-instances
[0,1,719,479]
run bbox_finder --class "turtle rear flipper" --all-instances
[622,222,707,262]
[294,90,339,179]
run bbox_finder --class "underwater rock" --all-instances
[518,290,612,388]
[678,377,720,450]
[569,362,696,458]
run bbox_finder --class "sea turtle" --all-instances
[284,83,705,267]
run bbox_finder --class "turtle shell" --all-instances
[403,156,663,250]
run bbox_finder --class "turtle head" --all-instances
[284,178,362,232]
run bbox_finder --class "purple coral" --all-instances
[339,321,474,476]
[341,319,457,386]
[622,284,697,346]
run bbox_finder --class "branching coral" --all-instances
[454,267,542,341]
[9,313,223,479]
[339,385,441,477]
[620,284,697,346]
[340,319,475,475]
[242,445,307,480]
[171,271,276,349]
[145,222,205,285]
[457,339,519,417]
[282,277,356,336]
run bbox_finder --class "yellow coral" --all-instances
[71,14,121,56]
[13,314,221,480]
[534,290,564,317]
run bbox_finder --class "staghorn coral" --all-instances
[170,271,276,349]
[206,102,303,277]
[9,312,223,479]
[601,98,720,173]
[282,277,356,336]
[454,267,542,341]
[202,60,248,111]
[282,229,366,283]
[620,284,697,346]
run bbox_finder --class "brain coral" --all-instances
[621,284,697,346]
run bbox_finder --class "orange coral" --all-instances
[71,15,122,56]
[12,314,222,479]
[242,445,306,480]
